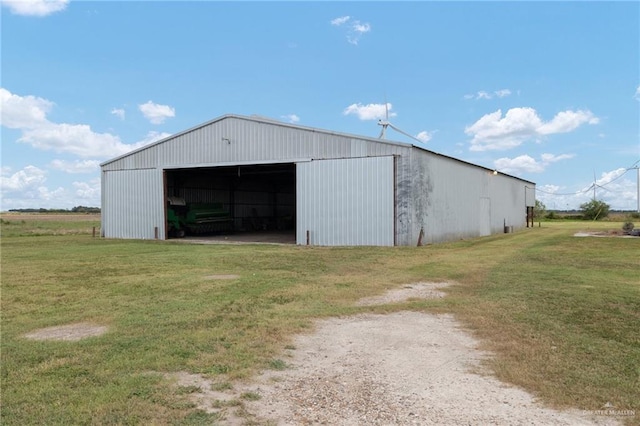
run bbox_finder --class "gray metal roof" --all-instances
[100,114,413,167]
[100,113,535,185]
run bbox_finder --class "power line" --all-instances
[532,186,591,196]
[531,160,640,197]
[595,164,637,188]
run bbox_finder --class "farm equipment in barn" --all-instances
[167,196,187,237]
[183,203,233,234]
[167,197,233,237]
[167,207,186,237]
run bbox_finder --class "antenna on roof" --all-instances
[377,101,425,145]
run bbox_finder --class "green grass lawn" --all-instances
[1,217,639,425]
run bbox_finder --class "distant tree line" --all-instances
[536,199,640,220]
[8,206,100,213]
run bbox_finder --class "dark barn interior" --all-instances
[164,163,295,240]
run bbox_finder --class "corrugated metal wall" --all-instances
[102,117,410,172]
[525,185,536,207]
[101,169,165,239]
[100,115,534,245]
[297,156,394,246]
[410,151,533,244]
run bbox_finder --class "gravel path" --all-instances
[171,283,621,425]
[243,311,616,425]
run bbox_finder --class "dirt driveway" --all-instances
[170,283,621,425]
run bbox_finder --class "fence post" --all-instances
[417,227,425,246]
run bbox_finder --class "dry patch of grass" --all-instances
[355,282,448,306]
[0,213,100,237]
[1,219,638,424]
[438,227,639,423]
[203,274,241,280]
[23,323,108,341]
[1,213,100,222]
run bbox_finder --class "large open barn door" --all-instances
[163,163,295,240]
[297,156,395,246]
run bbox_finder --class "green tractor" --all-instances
[167,197,233,237]
[167,197,187,238]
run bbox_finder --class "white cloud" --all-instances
[1,88,162,159]
[494,155,544,174]
[1,0,69,16]
[35,185,66,202]
[331,15,371,45]
[493,152,575,175]
[73,178,100,200]
[539,153,575,164]
[138,100,175,124]
[346,20,371,45]
[0,166,102,210]
[466,107,599,151]
[343,102,396,120]
[537,168,637,211]
[0,164,65,209]
[281,114,300,124]
[415,130,433,143]
[537,110,599,135]
[534,184,572,210]
[134,131,172,148]
[540,184,561,194]
[0,87,52,128]
[331,15,350,26]
[635,85,640,101]
[18,122,131,158]
[352,22,371,33]
[50,159,101,174]
[111,108,125,120]
[464,89,512,100]
[594,168,627,187]
[466,108,540,151]
[0,165,47,192]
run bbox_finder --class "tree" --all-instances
[533,200,546,220]
[580,199,610,220]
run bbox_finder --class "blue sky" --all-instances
[1,0,639,211]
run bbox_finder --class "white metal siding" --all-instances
[102,169,165,239]
[488,174,529,231]
[102,117,411,172]
[479,197,491,236]
[297,156,394,246]
[100,115,534,245]
[525,185,536,207]
[412,151,532,244]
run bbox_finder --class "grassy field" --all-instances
[1,215,639,425]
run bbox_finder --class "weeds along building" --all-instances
[100,114,536,246]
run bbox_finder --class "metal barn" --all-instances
[100,114,536,246]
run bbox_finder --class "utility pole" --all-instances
[636,166,639,213]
